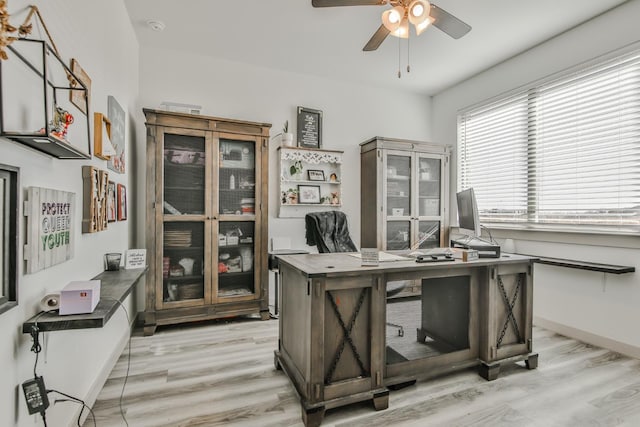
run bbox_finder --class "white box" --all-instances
[451,248,479,262]
[59,280,101,315]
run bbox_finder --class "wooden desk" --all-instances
[274,253,537,426]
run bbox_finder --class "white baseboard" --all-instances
[534,316,640,360]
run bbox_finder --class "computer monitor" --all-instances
[456,187,481,238]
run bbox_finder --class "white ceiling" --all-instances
[123,0,630,95]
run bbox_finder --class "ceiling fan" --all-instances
[311,0,471,51]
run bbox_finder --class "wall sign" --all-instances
[296,106,322,149]
[24,187,75,274]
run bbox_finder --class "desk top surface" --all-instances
[277,252,535,277]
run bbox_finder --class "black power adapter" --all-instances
[22,376,49,415]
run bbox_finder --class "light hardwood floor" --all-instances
[88,316,640,427]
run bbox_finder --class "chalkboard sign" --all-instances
[297,107,322,149]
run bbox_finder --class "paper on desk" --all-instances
[348,251,408,262]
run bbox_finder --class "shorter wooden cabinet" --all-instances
[143,109,271,335]
[360,137,450,251]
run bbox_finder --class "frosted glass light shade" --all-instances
[382,6,405,33]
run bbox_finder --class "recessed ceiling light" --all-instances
[146,20,166,32]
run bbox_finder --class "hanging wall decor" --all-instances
[69,58,91,114]
[107,180,116,222]
[24,186,75,274]
[107,96,126,173]
[82,166,109,233]
[117,183,127,221]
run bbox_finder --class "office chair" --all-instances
[304,211,404,336]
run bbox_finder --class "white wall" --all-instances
[135,47,434,252]
[432,0,640,356]
[0,1,139,426]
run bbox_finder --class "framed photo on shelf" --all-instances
[117,183,127,221]
[307,169,325,181]
[296,106,322,149]
[298,185,321,204]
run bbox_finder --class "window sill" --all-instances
[0,301,18,316]
[452,225,640,249]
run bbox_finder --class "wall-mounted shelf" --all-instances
[0,38,91,159]
[278,146,343,218]
[22,268,146,333]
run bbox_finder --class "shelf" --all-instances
[280,204,341,207]
[22,268,147,333]
[281,179,341,185]
[164,275,204,282]
[1,39,91,159]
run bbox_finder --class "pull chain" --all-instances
[407,33,411,73]
[397,34,401,78]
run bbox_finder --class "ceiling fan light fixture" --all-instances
[382,6,405,32]
[414,15,435,36]
[408,0,430,25]
[392,17,409,39]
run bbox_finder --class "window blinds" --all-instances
[458,47,640,231]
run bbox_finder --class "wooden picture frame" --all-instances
[117,184,127,221]
[297,106,322,149]
[94,112,115,160]
[298,185,321,204]
[107,181,116,222]
[69,58,91,114]
[307,169,325,181]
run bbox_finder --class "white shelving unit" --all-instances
[278,146,343,218]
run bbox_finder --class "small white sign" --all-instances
[360,248,379,266]
[125,249,147,269]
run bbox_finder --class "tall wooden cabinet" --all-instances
[360,137,450,251]
[143,109,271,335]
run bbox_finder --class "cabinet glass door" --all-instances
[161,131,208,306]
[385,153,412,250]
[417,221,441,249]
[163,222,205,303]
[417,156,441,217]
[386,154,411,218]
[163,134,206,215]
[217,137,258,300]
[218,221,255,297]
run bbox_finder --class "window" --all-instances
[0,164,18,315]
[458,46,640,233]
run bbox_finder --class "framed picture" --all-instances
[107,181,116,222]
[69,58,91,114]
[107,96,126,174]
[117,184,127,221]
[298,185,321,204]
[307,169,325,181]
[297,106,322,149]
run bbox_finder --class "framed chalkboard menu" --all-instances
[297,106,322,149]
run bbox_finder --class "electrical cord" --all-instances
[30,310,58,378]
[103,297,132,427]
[47,389,96,427]
[481,225,497,245]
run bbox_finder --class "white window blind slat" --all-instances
[458,47,640,232]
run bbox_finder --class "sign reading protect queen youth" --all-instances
[24,187,75,274]
[297,106,322,149]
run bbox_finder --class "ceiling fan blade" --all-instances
[363,24,390,51]
[430,3,472,39]
[312,0,385,7]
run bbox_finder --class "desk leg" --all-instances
[275,270,279,316]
